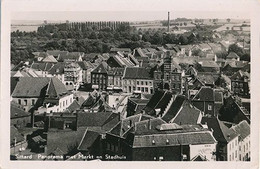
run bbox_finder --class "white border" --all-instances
[1,0,260,169]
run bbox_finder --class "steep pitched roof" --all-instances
[11,77,50,97]
[172,101,202,125]
[46,77,69,98]
[10,126,25,145]
[42,55,58,63]
[201,117,238,143]
[230,120,250,140]
[77,129,100,151]
[144,90,171,115]
[77,61,90,70]
[123,67,151,79]
[199,61,219,68]
[91,62,109,74]
[162,95,186,122]
[230,70,250,80]
[47,127,86,155]
[11,101,31,118]
[48,62,65,75]
[31,62,54,71]
[192,86,215,102]
[227,52,240,59]
[46,50,69,57]
[66,100,81,112]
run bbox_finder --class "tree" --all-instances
[179,35,188,45]
[228,44,244,56]
[227,18,231,23]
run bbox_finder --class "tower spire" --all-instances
[167,12,170,32]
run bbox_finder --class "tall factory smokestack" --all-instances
[167,11,170,32]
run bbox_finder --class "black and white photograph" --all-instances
[1,0,260,168]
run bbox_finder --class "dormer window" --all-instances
[166,139,169,145]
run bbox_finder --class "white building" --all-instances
[230,120,250,161]
[11,77,73,114]
[123,67,154,94]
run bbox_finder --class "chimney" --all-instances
[167,12,170,32]
[118,112,121,121]
[148,119,152,130]
[31,111,35,128]
[75,111,78,131]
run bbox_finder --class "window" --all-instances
[66,100,67,106]
[24,100,27,106]
[159,156,164,161]
[145,81,148,86]
[145,87,148,93]
[235,150,237,158]
[32,99,35,105]
[141,87,144,92]
[141,81,144,85]
[137,87,140,91]
[137,81,139,85]
[208,105,212,111]
[18,99,21,105]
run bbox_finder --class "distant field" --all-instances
[11,25,39,32]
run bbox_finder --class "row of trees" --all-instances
[11,22,228,65]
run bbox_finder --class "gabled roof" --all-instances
[31,62,54,71]
[144,90,173,116]
[109,114,154,137]
[77,112,114,127]
[46,50,69,57]
[10,126,25,145]
[191,154,208,161]
[201,117,238,143]
[60,52,83,61]
[110,48,131,53]
[47,127,86,155]
[46,77,69,99]
[192,86,215,102]
[171,100,202,125]
[48,62,65,75]
[134,48,148,57]
[123,67,151,79]
[230,70,250,80]
[77,61,94,70]
[224,61,248,69]
[162,95,186,122]
[107,67,124,76]
[132,131,216,148]
[227,52,240,59]
[11,101,30,118]
[42,55,58,63]
[230,120,250,140]
[91,62,109,74]
[66,100,81,112]
[11,77,50,97]
[196,73,217,85]
[199,61,219,68]
[77,129,100,151]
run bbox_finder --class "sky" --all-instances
[11,11,250,23]
[7,0,255,22]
